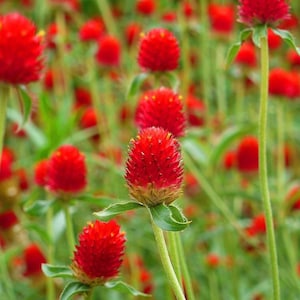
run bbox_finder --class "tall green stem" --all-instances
[167,232,182,282]
[150,218,186,300]
[63,204,76,256]
[176,233,196,300]
[0,85,9,159]
[258,36,280,300]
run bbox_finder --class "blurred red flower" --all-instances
[23,243,47,277]
[208,4,235,34]
[96,35,121,67]
[138,28,180,72]
[235,42,257,68]
[79,18,104,42]
[34,159,48,187]
[136,0,156,16]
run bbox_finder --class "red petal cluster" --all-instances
[138,28,180,72]
[245,214,266,237]
[238,0,290,27]
[0,210,19,230]
[79,18,104,42]
[286,184,300,212]
[135,87,186,138]
[136,0,156,16]
[23,243,47,277]
[47,145,87,195]
[236,136,259,174]
[208,4,235,34]
[0,13,44,85]
[125,127,183,206]
[235,42,257,67]
[71,220,125,286]
[186,94,206,127]
[96,35,121,67]
[34,159,49,187]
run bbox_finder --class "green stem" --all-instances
[176,233,196,300]
[0,85,9,159]
[209,271,219,300]
[63,204,76,256]
[150,218,186,300]
[167,232,182,282]
[46,207,55,300]
[258,36,280,300]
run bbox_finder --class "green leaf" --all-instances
[272,29,300,55]
[225,28,252,68]
[42,264,74,278]
[94,201,143,221]
[182,138,208,166]
[149,203,191,231]
[209,125,256,166]
[17,86,32,127]
[105,280,151,297]
[59,281,90,300]
[126,73,149,100]
[23,200,54,216]
[77,195,115,207]
[252,24,267,47]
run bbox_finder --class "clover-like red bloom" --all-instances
[125,127,183,206]
[34,159,48,187]
[237,0,290,27]
[47,145,87,195]
[136,0,156,16]
[71,220,126,286]
[79,18,104,42]
[135,87,186,138]
[23,243,47,277]
[236,136,259,174]
[208,4,235,34]
[235,42,257,67]
[0,13,44,85]
[96,35,121,67]
[138,28,180,72]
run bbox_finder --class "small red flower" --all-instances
[0,149,13,182]
[0,210,19,230]
[47,145,87,196]
[125,127,183,206]
[96,35,121,67]
[15,168,29,191]
[206,253,221,268]
[237,0,290,27]
[161,12,177,23]
[223,150,236,170]
[245,214,266,237]
[267,29,282,50]
[45,23,58,49]
[79,108,100,142]
[71,220,126,286]
[74,87,92,109]
[0,13,44,85]
[208,4,235,34]
[236,136,259,174]
[235,42,257,68]
[125,22,142,46]
[286,184,300,212]
[34,159,48,187]
[79,18,104,42]
[186,94,206,127]
[23,243,47,277]
[287,49,300,67]
[138,28,180,72]
[135,87,186,138]
[136,0,156,16]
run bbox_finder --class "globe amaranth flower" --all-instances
[125,127,183,207]
[0,13,44,85]
[71,220,126,286]
[23,243,47,277]
[136,0,156,16]
[47,145,87,196]
[237,0,290,27]
[96,35,121,67]
[138,28,180,72]
[135,87,186,138]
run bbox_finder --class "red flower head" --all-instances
[0,148,13,181]
[246,214,266,237]
[136,0,156,16]
[138,28,180,72]
[47,145,87,196]
[15,168,29,191]
[34,159,48,187]
[71,220,126,286]
[267,28,282,50]
[162,12,177,23]
[235,42,257,68]
[236,136,259,174]
[287,50,300,67]
[223,150,236,170]
[79,18,104,42]
[23,243,47,277]
[186,94,206,127]
[79,108,100,142]
[45,23,58,49]
[125,127,183,206]
[208,4,235,35]
[96,35,121,67]
[135,87,186,138]
[269,68,300,99]
[0,210,19,230]
[74,87,92,109]
[286,184,300,212]
[237,0,290,27]
[125,22,142,46]
[206,253,221,268]
[0,13,44,85]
